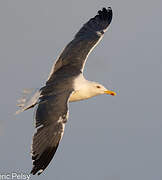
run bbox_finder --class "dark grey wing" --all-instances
[47,7,113,83]
[30,90,73,175]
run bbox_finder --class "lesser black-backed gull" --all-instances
[17,7,116,175]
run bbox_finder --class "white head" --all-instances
[88,81,116,96]
[70,80,116,102]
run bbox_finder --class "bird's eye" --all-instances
[96,86,101,88]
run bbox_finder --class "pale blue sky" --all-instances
[0,0,162,180]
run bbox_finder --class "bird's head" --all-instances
[90,82,116,96]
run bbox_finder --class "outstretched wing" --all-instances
[30,7,113,175]
[47,7,113,83]
[30,90,72,175]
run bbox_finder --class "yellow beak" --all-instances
[104,90,117,96]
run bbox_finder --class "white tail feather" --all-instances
[16,88,41,115]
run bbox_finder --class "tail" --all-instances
[16,88,41,115]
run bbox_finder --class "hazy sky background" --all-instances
[0,0,162,180]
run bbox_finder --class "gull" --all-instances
[17,7,116,175]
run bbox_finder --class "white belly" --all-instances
[69,90,92,102]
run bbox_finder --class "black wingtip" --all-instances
[97,7,113,24]
[30,144,59,175]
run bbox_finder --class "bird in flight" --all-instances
[17,7,116,175]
